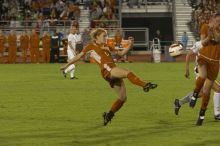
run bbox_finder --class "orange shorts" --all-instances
[197,57,219,81]
[101,64,122,88]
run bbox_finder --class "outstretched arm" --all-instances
[116,37,134,57]
[60,52,85,70]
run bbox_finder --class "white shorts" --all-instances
[67,49,76,61]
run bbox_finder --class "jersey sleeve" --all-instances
[81,43,92,54]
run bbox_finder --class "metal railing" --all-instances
[0,19,120,35]
[0,20,196,52]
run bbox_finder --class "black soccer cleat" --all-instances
[62,70,67,78]
[143,82,158,92]
[103,111,114,126]
[189,96,197,108]
[174,99,181,115]
[70,77,78,80]
[196,109,206,126]
[189,92,199,108]
[196,116,204,126]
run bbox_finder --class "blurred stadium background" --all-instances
[1,1,220,146]
[0,0,217,63]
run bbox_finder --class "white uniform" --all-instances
[64,33,80,79]
[76,33,82,44]
[67,33,78,60]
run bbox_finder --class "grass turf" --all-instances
[0,63,220,146]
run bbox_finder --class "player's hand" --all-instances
[185,70,190,79]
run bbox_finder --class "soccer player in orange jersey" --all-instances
[42,31,51,63]
[30,30,40,63]
[61,28,157,126]
[189,13,220,125]
[8,30,17,63]
[20,31,29,63]
[174,40,220,121]
[0,30,6,63]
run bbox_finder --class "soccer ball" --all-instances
[169,43,184,57]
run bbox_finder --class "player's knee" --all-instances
[120,96,127,102]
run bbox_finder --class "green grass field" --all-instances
[0,63,220,146]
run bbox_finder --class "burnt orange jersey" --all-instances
[82,42,117,70]
[30,33,39,48]
[20,34,29,50]
[0,35,5,52]
[8,34,17,47]
[199,24,220,60]
[42,35,51,49]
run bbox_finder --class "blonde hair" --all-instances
[90,28,107,40]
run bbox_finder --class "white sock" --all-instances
[64,64,75,74]
[70,69,75,78]
[69,64,76,78]
[213,92,220,116]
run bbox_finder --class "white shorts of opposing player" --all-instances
[64,49,76,78]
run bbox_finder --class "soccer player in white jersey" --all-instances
[62,26,79,79]
[174,41,220,120]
